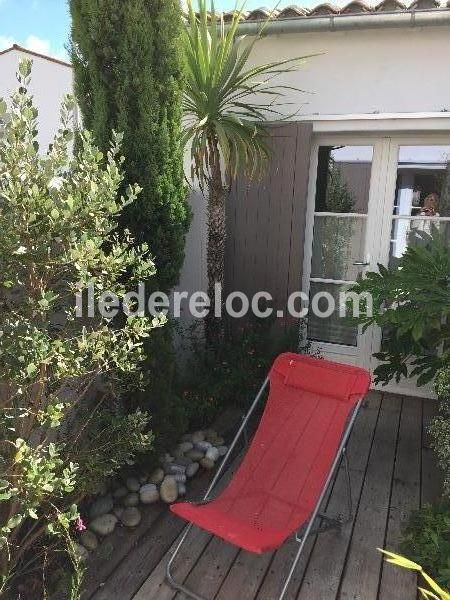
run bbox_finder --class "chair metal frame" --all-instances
[166,377,363,600]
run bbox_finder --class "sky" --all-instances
[0,0,334,62]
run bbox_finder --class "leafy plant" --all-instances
[180,318,302,427]
[351,228,450,385]
[401,503,450,588]
[182,0,310,342]
[380,549,450,600]
[430,364,450,496]
[0,61,161,593]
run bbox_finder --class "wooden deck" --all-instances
[83,392,442,600]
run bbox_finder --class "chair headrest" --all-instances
[270,353,371,403]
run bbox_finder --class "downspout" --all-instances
[237,8,450,35]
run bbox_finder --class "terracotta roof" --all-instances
[0,44,72,68]
[220,0,449,20]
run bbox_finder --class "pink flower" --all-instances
[75,517,86,532]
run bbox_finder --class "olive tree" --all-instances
[0,61,163,593]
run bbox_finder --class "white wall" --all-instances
[0,49,73,151]
[249,26,450,117]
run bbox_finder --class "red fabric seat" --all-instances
[171,353,371,554]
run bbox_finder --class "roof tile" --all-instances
[341,0,374,12]
[308,3,341,15]
[278,5,310,17]
[409,0,440,7]
[246,8,278,21]
[376,0,407,11]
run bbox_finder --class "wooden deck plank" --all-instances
[177,536,240,599]
[82,502,165,598]
[297,392,382,600]
[215,549,274,600]
[256,535,315,600]
[89,470,217,600]
[338,394,402,600]
[133,526,212,600]
[132,452,244,600]
[378,396,422,600]
[421,399,443,506]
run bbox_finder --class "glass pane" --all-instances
[389,220,450,266]
[394,146,450,218]
[315,145,373,214]
[311,215,366,280]
[307,282,358,347]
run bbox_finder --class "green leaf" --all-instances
[19,59,32,78]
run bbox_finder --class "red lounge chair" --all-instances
[167,353,371,600]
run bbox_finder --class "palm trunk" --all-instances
[206,179,227,345]
[205,136,227,346]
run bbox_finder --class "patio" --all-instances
[83,391,441,600]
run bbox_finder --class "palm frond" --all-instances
[182,0,314,185]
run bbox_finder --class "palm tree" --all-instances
[182,0,309,343]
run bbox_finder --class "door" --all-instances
[303,135,450,396]
[372,140,450,396]
[302,138,386,368]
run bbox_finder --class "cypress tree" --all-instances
[69,0,190,291]
[69,1,191,449]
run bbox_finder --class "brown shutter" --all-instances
[225,122,313,328]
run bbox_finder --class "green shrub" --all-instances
[401,503,450,589]
[180,319,302,428]
[0,62,161,594]
[351,229,450,386]
[430,364,450,497]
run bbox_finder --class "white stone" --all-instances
[148,468,164,485]
[79,530,98,551]
[121,507,141,527]
[205,447,219,462]
[164,463,186,475]
[186,449,205,461]
[217,446,228,457]
[123,492,139,507]
[191,431,205,444]
[140,484,160,504]
[125,477,140,492]
[178,442,194,453]
[186,462,200,478]
[160,476,179,504]
[195,441,212,452]
[89,514,118,537]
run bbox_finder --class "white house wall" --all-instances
[249,26,450,117]
[0,49,73,152]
